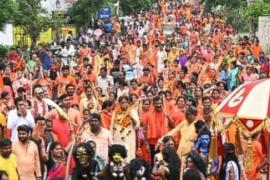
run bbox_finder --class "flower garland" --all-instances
[113,105,132,128]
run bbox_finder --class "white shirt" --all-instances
[7,109,35,142]
[97,75,114,94]
[225,161,240,180]
[157,50,167,73]
[87,28,93,36]
[60,45,75,57]
[135,47,141,64]
[117,87,129,99]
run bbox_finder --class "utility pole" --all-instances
[247,0,256,37]
[115,0,120,16]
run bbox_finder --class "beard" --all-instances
[19,136,28,143]
[2,151,11,158]
[90,125,99,133]
[155,106,162,111]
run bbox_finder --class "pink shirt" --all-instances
[12,140,41,180]
[243,73,258,83]
[12,78,29,96]
[1,85,14,99]
[81,127,112,163]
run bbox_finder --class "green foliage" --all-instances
[203,0,244,12]
[69,0,110,28]
[119,0,155,15]
[0,0,18,31]
[14,0,65,44]
[212,6,245,31]
[50,12,67,31]
[0,45,10,59]
[241,0,270,21]
[239,0,270,34]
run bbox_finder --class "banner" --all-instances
[13,27,53,47]
[98,7,111,19]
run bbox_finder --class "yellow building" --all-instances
[13,25,76,47]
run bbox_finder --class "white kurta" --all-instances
[111,109,139,161]
[7,109,35,142]
[225,161,240,180]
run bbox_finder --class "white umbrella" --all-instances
[215,79,270,135]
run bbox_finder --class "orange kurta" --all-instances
[101,110,112,130]
[140,50,150,66]
[225,123,237,144]
[138,75,155,86]
[0,73,3,90]
[82,72,97,85]
[129,87,142,97]
[45,108,82,134]
[245,139,265,180]
[144,110,169,145]
[251,44,263,58]
[12,141,41,180]
[79,47,91,63]
[55,75,77,96]
[34,77,53,98]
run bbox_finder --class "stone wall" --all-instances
[258,16,270,52]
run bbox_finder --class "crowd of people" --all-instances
[0,0,270,179]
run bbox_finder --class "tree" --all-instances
[241,0,270,35]
[204,0,245,31]
[119,0,155,15]
[212,6,244,32]
[14,0,65,46]
[202,0,243,12]
[0,0,18,31]
[203,0,270,34]
[69,0,110,29]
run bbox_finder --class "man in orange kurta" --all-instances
[78,42,91,64]
[65,84,80,105]
[45,94,82,147]
[100,100,113,130]
[81,64,97,85]
[143,96,170,163]
[33,69,53,98]
[245,135,266,180]
[251,40,263,58]
[54,65,77,96]
[137,67,155,86]
[12,125,41,180]
[129,80,142,97]
[140,45,150,66]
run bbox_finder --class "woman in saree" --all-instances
[45,142,69,180]
[228,61,240,92]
